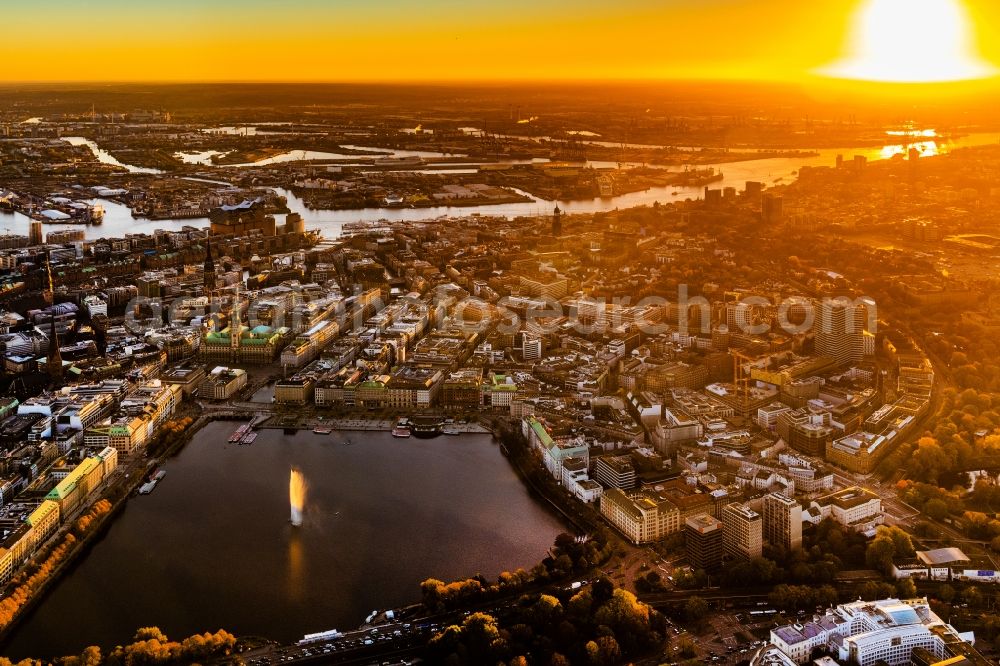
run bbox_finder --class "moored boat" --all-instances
[411,416,443,438]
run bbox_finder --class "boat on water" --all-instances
[442,426,461,436]
[139,470,163,494]
[410,416,443,438]
[240,431,257,445]
[312,426,333,435]
[392,418,411,438]
[229,423,251,442]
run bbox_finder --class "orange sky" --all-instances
[3,0,1000,83]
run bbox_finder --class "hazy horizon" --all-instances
[3,0,1000,85]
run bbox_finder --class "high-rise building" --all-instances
[29,220,43,246]
[721,502,762,561]
[685,513,723,572]
[762,193,784,223]
[815,299,867,366]
[522,335,542,361]
[762,492,802,552]
[551,205,561,236]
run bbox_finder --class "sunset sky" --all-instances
[4,0,1000,83]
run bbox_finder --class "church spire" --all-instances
[45,260,62,383]
[204,235,217,296]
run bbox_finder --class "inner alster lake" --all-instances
[2,421,566,660]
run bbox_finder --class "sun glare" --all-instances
[821,0,996,82]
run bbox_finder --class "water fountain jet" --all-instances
[289,467,307,527]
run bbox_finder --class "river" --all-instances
[2,131,997,241]
[2,423,565,660]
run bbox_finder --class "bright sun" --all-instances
[821,0,996,82]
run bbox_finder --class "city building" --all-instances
[198,366,248,400]
[826,431,888,474]
[762,492,803,552]
[26,499,60,549]
[523,416,589,480]
[274,375,316,405]
[815,299,868,367]
[522,335,542,361]
[161,365,207,397]
[560,457,603,503]
[685,513,723,572]
[44,449,115,515]
[482,373,517,409]
[770,598,977,666]
[440,368,484,408]
[593,455,637,490]
[721,502,763,561]
[599,487,681,545]
[805,486,883,535]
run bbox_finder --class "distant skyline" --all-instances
[3,0,1000,84]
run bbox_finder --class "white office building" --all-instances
[770,598,974,665]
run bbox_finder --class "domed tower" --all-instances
[552,205,562,237]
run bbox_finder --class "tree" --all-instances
[961,586,984,609]
[865,535,897,575]
[937,583,956,603]
[462,611,502,657]
[585,636,621,666]
[675,635,697,659]
[591,577,614,605]
[924,498,950,521]
[882,526,915,557]
[529,594,564,626]
[684,596,709,623]
[910,437,950,484]
[896,578,917,598]
[594,588,654,654]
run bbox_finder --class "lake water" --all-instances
[2,422,565,660]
